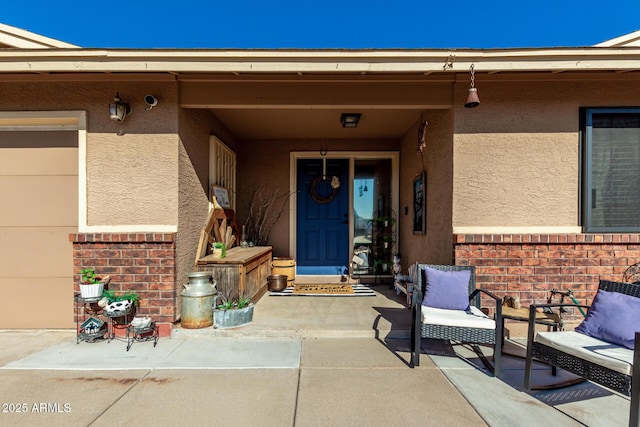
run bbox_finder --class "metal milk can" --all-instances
[181,271,217,329]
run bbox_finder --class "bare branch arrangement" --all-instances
[242,186,295,246]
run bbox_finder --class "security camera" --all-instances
[144,95,158,110]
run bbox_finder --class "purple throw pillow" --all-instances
[575,289,640,350]
[421,267,471,311]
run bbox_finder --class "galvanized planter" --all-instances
[213,304,254,328]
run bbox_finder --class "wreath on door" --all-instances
[310,175,340,204]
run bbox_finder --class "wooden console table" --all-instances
[197,246,272,301]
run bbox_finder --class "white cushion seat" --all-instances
[535,330,633,376]
[422,305,496,330]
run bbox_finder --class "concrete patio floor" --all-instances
[0,282,633,426]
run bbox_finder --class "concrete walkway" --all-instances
[0,331,484,426]
[0,284,632,426]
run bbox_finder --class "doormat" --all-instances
[269,283,376,296]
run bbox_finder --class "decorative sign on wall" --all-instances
[212,185,231,208]
[413,171,426,234]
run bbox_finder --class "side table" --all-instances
[501,306,562,332]
[501,305,562,373]
[502,305,585,388]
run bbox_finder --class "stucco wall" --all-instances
[86,82,180,226]
[398,110,454,266]
[237,139,399,257]
[453,80,578,229]
[88,132,178,225]
[452,79,640,230]
[0,79,181,226]
[175,109,238,293]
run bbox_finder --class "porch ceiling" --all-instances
[210,108,423,140]
[180,77,453,140]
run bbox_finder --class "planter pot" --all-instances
[267,274,288,292]
[213,304,254,328]
[212,248,223,258]
[79,282,104,299]
[104,300,136,325]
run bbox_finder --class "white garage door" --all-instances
[0,130,78,328]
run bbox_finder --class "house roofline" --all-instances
[1,46,640,75]
[594,30,640,47]
[0,23,78,48]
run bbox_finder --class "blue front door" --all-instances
[296,158,349,275]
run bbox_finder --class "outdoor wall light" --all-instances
[464,64,480,108]
[340,113,361,128]
[109,93,130,121]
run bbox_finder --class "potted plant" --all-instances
[373,259,391,273]
[101,289,139,306]
[79,268,109,299]
[212,242,226,258]
[213,291,254,328]
[370,216,396,228]
[101,289,139,324]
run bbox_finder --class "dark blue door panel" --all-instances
[297,158,349,274]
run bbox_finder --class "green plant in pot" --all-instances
[79,268,109,299]
[101,289,139,306]
[213,291,253,328]
[373,259,390,273]
[382,235,395,248]
[212,242,226,258]
[100,289,139,323]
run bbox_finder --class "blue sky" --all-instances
[4,1,639,49]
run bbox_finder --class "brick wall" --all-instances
[70,233,177,335]
[454,233,640,310]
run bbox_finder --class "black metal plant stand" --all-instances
[103,306,135,343]
[74,294,108,343]
[126,322,159,351]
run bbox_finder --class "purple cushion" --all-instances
[575,289,640,350]
[421,267,470,311]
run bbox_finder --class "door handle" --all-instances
[341,220,348,224]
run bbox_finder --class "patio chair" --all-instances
[524,279,640,427]
[410,264,503,376]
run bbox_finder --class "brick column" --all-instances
[70,233,177,336]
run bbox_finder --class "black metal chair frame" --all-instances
[524,279,640,427]
[410,264,503,376]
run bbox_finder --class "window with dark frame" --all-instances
[584,108,640,232]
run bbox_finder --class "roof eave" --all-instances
[1,46,640,74]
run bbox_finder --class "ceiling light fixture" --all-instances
[340,113,361,128]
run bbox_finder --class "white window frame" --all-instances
[209,136,236,210]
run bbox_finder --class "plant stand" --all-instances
[74,294,108,343]
[103,305,135,343]
[126,322,159,351]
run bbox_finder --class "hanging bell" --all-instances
[464,87,480,108]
